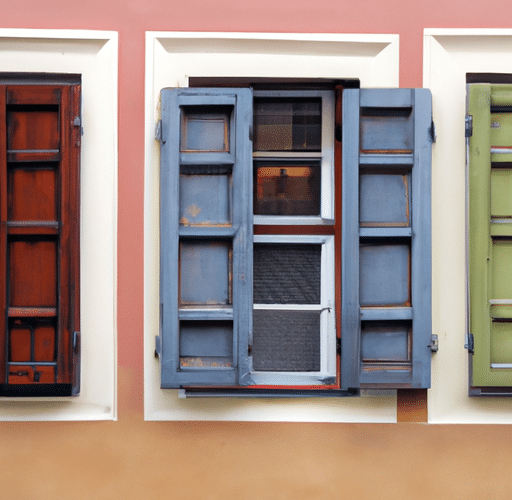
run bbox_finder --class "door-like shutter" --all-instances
[468,84,512,392]
[0,84,80,396]
[342,88,433,389]
[159,88,253,388]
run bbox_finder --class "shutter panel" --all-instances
[0,84,80,395]
[159,88,253,388]
[342,88,432,389]
[468,84,512,391]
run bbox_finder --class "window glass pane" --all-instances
[252,310,320,371]
[253,98,321,152]
[253,243,321,304]
[254,162,320,216]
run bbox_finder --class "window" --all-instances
[0,31,116,421]
[0,78,80,396]
[157,84,434,396]
[252,90,334,224]
[467,77,512,395]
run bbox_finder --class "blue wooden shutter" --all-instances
[342,88,433,389]
[159,88,253,388]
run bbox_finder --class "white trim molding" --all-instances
[425,28,512,424]
[0,29,118,421]
[145,31,399,422]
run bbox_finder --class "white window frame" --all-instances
[253,90,335,225]
[251,234,335,386]
[145,31,400,422]
[0,29,117,421]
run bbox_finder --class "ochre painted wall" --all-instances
[3,368,512,499]
[2,0,512,497]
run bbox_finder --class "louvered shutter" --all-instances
[159,88,253,388]
[342,88,433,389]
[0,84,81,396]
[468,84,512,392]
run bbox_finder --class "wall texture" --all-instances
[2,0,512,498]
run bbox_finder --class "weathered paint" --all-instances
[343,88,432,388]
[468,84,512,388]
[160,88,253,388]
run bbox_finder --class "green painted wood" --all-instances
[491,170,512,217]
[490,113,512,147]
[469,84,493,386]
[469,84,512,387]
[491,85,512,106]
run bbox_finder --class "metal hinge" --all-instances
[155,120,163,143]
[465,115,473,138]
[73,116,83,136]
[465,333,474,354]
[336,337,341,355]
[428,334,439,352]
[155,335,161,358]
[73,331,80,353]
[429,120,437,143]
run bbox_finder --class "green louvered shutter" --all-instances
[468,84,512,393]
[342,88,433,389]
[159,88,253,388]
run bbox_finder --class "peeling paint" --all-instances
[186,204,202,218]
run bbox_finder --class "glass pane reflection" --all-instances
[254,98,321,152]
[254,163,320,215]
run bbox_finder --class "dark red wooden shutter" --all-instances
[0,83,80,395]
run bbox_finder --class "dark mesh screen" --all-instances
[253,244,321,304]
[252,310,320,371]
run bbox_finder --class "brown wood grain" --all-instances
[0,83,80,390]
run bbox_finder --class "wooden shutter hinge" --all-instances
[428,334,439,352]
[465,333,474,354]
[465,115,473,138]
